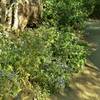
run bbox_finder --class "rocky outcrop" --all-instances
[0,0,42,31]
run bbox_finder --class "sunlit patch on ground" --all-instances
[51,66,100,100]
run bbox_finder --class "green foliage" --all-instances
[43,0,95,29]
[52,32,87,73]
[0,26,87,98]
[0,0,91,99]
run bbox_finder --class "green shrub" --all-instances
[0,0,90,99]
[0,26,87,98]
[43,0,95,30]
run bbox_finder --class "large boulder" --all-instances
[0,0,42,31]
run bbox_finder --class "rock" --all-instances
[0,0,42,31]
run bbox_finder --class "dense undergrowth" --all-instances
[0,0,95,99]
[90,0,100,18]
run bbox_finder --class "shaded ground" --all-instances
[85,19,100,69]
[51,20,100,100]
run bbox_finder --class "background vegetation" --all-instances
[91,0,100,18]
[0,0,95,99]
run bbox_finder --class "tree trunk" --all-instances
[0,0,42,31]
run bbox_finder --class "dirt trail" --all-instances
[51,20,100,100]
